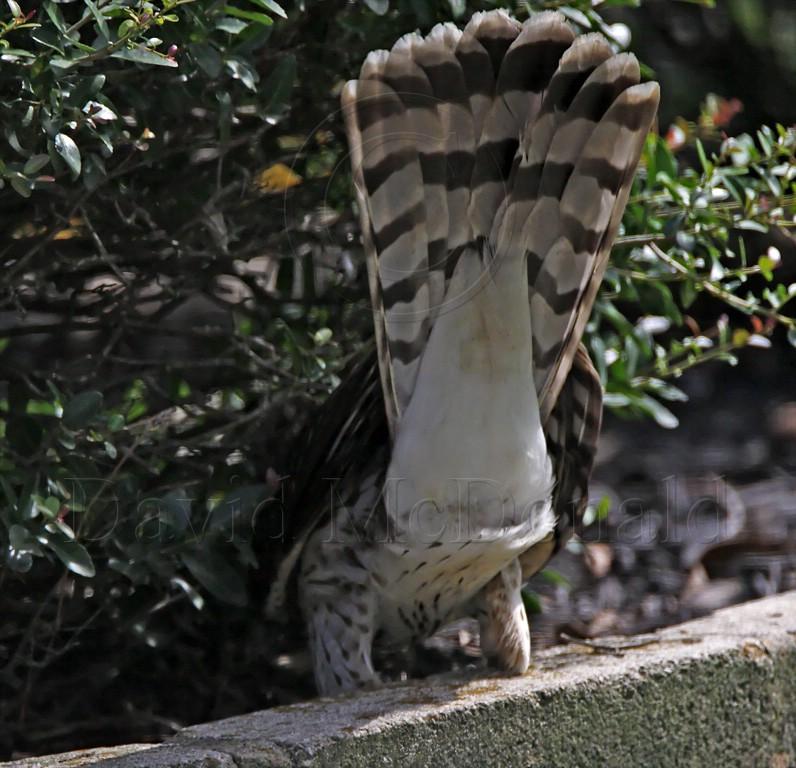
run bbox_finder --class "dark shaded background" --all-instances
[618,0,796,130]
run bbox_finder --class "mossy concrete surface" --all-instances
[6,591,796,768]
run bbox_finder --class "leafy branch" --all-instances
[590,116,796,427]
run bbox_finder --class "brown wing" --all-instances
[545,344,603,554]
[264,345,388,620]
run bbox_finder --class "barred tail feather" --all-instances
[412,24,474,255]
[531,80,660,416]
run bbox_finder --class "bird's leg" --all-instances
[477,557,531,674]
[298,531,379,696]
[477,535,555,672]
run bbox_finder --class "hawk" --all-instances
[266,9,659,696]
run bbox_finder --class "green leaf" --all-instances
[54,133,81,176]
[33,495,61,518]
[598,299,636,336]
[680,279,698,309]
[9,524,43,555]
[695,139,713,174]
[313,327,332,345]
[758,255,776,281]
[43,1,67,33]
[157,489,191,533]
[24,154,50,175]
[737,219,768,233]
[207,484,268,533]
[192,42,223,76]
[603,391,632,407]
[675,230,695,252]
[589,334,608,384]
[248,0,286,17]
[107,558,150,584]
[85,0,110,38]
[180,548,248,606]
[62,390,103,430]
[636,393,679,429]
[521,588,542,615]
[215,17,248,34]
[127,400,147,422]
[558,6,590,30]
[83,152,107,191]
[363,0,389,14]
[46,518,76,540]
[107,412,125,431]
[117,18,136,37]
[262,54,295,114]
[217,90,232,142]
[6,549,33,573]
[624,335,639,378]
[540,568,571,590]
[654,135,677,179]
[640,378,689,402]
[0,48,36,60]
[223,5,273,25]
[171,576,205,610]
[111,45,179,67]
[32,26,65,54]
[50,56,77,70]
[595,495,611,521]
[42,532,95,577]
[10,177,33,197]
[0,475,18,512]
[225,57,259,90]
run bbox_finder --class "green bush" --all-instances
[0,0,794,758]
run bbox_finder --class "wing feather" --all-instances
[543,343,603,558]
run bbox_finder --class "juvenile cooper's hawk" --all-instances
[267,9,659,696]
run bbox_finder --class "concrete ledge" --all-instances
[8,592,796,768]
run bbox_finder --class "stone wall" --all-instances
[7,591,796,768]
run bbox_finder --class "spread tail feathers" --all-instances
[342,10,658,435]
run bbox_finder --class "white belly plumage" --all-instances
[362,249,555,638]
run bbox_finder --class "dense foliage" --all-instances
[0,0,794,757]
